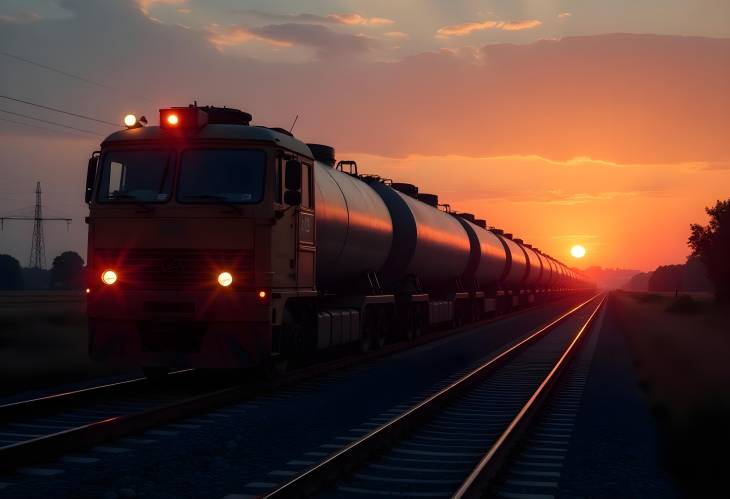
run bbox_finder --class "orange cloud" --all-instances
[207,26,292,50]
[236,9,394,27]
[558,12,572,19]
[436,21,498,37]
[329,13,395,26]
[136,0,188,17]
[384,31,409,39]
[0,11,40,23]
[207,23,375,59]
[501,20,542,31]
[437,19,541,37]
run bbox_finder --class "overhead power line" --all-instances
[0,95,118,126]
[0,50,152,102]
[0,108,100,135]
[0,116,89,137]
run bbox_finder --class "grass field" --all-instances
[612,291,730,496]
[0,292,134,398]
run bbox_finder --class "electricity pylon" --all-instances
[0,182,72,269]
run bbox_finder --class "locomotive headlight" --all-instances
[166,113,180,126]
[217,271,233,287]
[101,270,118,285]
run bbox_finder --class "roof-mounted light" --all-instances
[159,106,208,130]
[123,114,147,129]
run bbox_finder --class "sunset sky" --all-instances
[1,0,729,271]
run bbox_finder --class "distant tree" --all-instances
[689,199,730,304]
[648,264,684,293]
[682,255,713,293]
[0,254,24,290]
[50,251,85,290]
[623,271,652,292]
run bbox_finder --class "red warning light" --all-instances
[159,107,208,129]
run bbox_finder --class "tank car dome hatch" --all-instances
[198,106,252,125]
[490,228,504,235]
[418,193,439,207]
[458,213,476,223]
[391,183,419,199]
[514,238,524,244]
[307,144,336,166]
[474,219,487,229]
[503,233,514,240]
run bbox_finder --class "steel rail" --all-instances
[0,295,588,472]
[452,293,607,498]
[0,369,195,423]
[262,293,603,498]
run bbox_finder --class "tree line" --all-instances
[624,198,729,304]
[0,251,86,290]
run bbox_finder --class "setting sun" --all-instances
[570,245,587,259]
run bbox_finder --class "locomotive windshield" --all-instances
[178,149,266,204]
[97,150,173,202]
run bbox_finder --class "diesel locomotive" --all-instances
[83,105,593,374]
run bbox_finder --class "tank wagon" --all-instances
[84,105,593,374]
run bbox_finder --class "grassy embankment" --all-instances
[612,291,730,497]
[0,292,133,397]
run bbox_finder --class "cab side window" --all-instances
[275,159,283,204]
[301,163,312,208]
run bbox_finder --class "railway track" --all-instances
[0,368,229,472]
[0,296,588,474]
[261,293,606,498]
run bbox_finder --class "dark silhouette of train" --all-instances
[83,105,592,374]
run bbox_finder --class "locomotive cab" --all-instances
[85,105,315,369]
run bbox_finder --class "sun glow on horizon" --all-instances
[570,245,587,259]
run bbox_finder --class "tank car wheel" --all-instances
[371,307,388,349]
[452,309,464,328]
[404,314,415,341]
[413,314,424,338]
[142,367,170,380]
[360,307,385,352]
[406,310,423,340]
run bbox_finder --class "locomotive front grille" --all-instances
[94,248,254,289]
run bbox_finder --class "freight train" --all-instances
[84,105,593,375]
